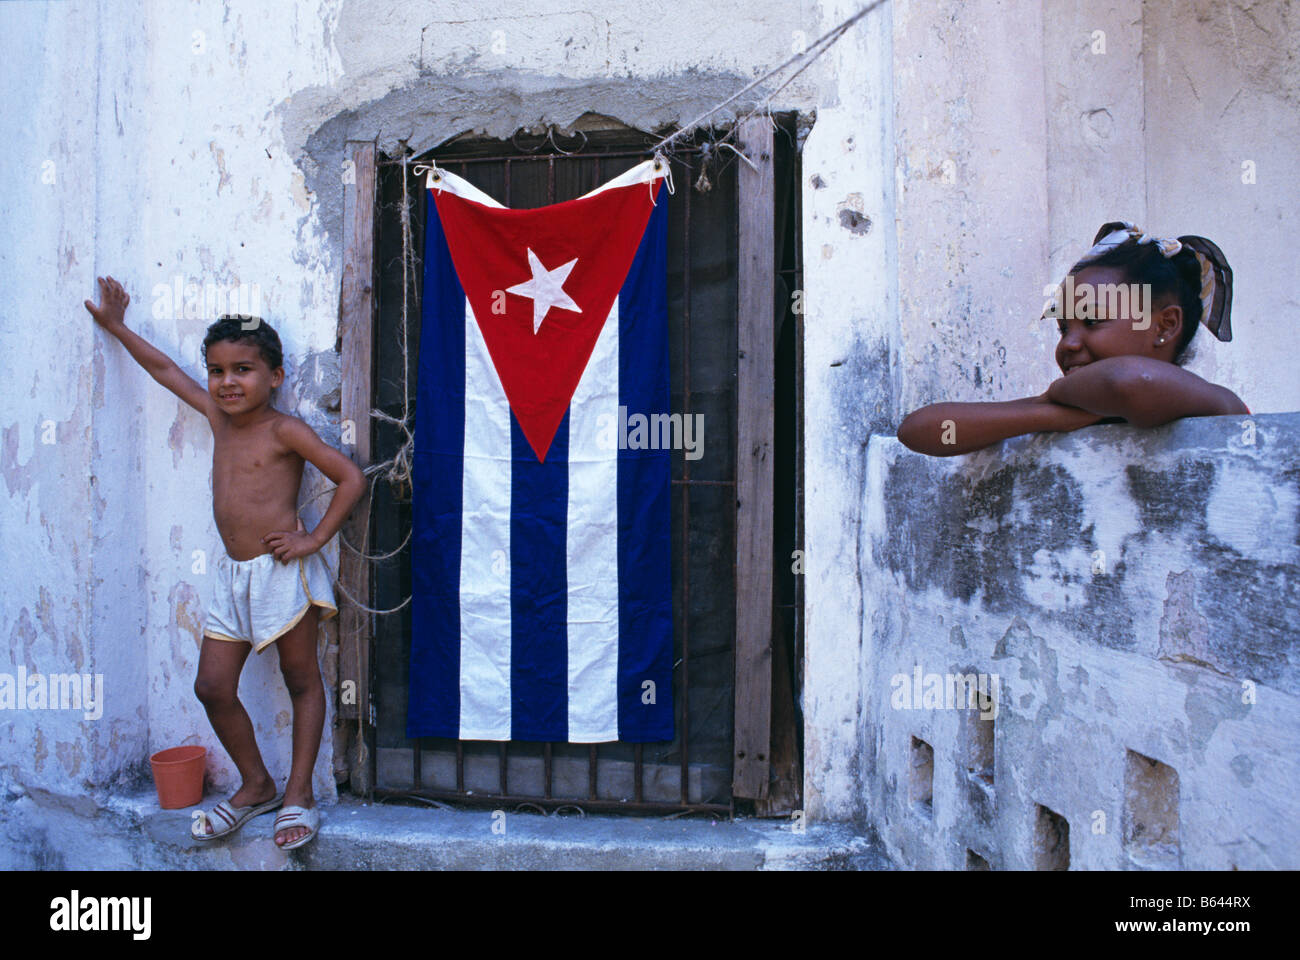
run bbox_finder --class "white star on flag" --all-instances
[506,248,583,334]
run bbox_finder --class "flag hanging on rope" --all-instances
[408,159,674,743]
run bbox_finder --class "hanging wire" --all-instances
[649,0,885,166]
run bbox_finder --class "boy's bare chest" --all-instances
[211,424,302,495]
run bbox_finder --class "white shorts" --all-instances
[203,548,338,654]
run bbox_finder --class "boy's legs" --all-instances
[193,637,278,834]
[273,605,324,846]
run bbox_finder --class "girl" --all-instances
[897,222,1248,456]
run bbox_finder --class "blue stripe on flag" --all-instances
[617,192,674,742]
[511,410,570,741]
[407,193,465,739]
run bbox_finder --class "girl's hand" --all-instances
[262,518,320,564]
[85,276,130,329]
[1042,401,1107,432]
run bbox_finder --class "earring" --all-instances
[1156,337,1165,345]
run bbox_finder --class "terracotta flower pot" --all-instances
[149,745,206,809]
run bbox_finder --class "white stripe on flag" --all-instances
[459,300,513,740]
[565,301,621,741]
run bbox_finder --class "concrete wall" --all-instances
[857,414,1300,869]
[0,0,147,807]
[0,0,349,805]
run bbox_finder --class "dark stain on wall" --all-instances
[1124,459,1216,532]
[839,208,872,235]
[1185,541,1300,692]
[874,418,1300,690]
[1077,552,1137,652]
[827,333,896,442]
[878,457,1088,614]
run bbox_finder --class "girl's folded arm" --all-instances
[897,397,1103,456]
[1046,356,1248,428]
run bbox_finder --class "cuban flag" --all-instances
[408,159,674,743]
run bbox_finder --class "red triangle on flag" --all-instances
[433,179,664,462]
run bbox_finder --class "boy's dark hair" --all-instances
[202,315,284,374]
[1069,243,1204,365]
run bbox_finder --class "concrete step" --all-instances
[1,788,893,871]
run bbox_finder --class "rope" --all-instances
[297,144,421,619]
[650,0,887,156]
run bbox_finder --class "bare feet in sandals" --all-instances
[193,776,281,839]
[274,790,317,847]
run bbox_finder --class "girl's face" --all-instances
[1052,265,1184,375]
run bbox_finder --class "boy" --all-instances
[86,276,366,849]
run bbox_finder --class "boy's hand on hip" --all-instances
[263,518,321,564]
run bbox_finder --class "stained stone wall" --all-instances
[848,414,1299,869]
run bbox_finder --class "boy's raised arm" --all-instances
[86,276,214,417]
[897,396,1105,456]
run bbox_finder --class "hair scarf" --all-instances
[1068,220,1233,341]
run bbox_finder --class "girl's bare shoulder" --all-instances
[1174,365,1249,415]
[1212,383,1250,415]
[1069,356,1245,427]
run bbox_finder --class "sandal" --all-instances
[273,805,320,850]
[192,791,284,841]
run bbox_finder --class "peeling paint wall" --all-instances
[856,415,1300,868]
[800,0,899,822]
[1,0,354,805]
[0,0,148,801]
[1141,0,1300,417]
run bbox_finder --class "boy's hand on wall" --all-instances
[84,276,130,329]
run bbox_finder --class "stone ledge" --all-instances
[870,412,1300,691]
[0,788,893,871]
[848,412,1300,869]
